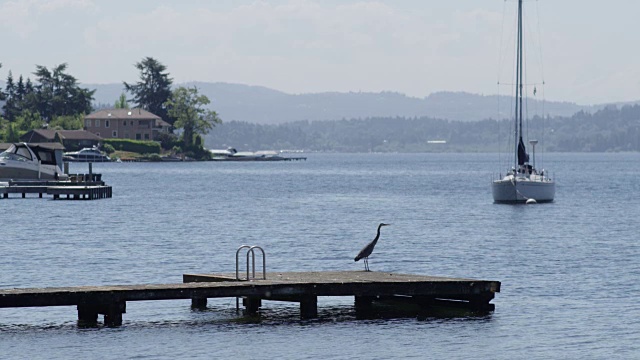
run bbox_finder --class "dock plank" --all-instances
[0,271,499,307]
[0,271,500,326]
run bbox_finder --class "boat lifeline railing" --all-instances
[235,245,266,281]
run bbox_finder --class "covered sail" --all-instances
[517,136,529,165]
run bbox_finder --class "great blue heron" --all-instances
[354,223,390,271]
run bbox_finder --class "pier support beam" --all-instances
[299,295,318,319]
[103,302,125,327]
[191,297,207,309]
[242,297,262,315]
[77,305,99,325]
[77,301,126,327]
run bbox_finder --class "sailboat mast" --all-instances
[517,0,524,140]
[514,0,526,167]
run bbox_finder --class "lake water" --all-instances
[1,153,639,359]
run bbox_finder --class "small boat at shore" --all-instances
[64,147,111,162]
[209,147,297,161]
[0,142,68,180]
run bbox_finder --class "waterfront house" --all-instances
[84,109,171,141]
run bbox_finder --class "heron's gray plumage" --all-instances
[354,223,390,271]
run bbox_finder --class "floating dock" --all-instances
[0,271,500,327]
[0,176,112,200]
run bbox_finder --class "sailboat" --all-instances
[491,0,555,203]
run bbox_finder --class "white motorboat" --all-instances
[64,147,111,162]
[0,142,68,181]
[209,147,286,161]
[491,0,555,203]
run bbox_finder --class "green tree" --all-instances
[114,93,129,109]
[31,63,95,121]
[5,123,20,142]
[15,110,44,132]
[0,63,5,104]
[165,86,222,148]
[49,114,84,130]
[15,75,26,103]
[2,71,20,121]
[124,57,173,124]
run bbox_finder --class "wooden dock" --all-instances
[0,271,500,327]
[0,178,112,200]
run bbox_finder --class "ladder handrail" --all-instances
[247,246,266,280]
[235,245,266,281]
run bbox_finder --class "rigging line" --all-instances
[498,82,545,86]
[541,82,546,170]
[535,0,547,171]
[497,0,513,172]
[535,0,546,84]
[496,0,509,87]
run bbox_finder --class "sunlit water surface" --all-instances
[1,153,639,359]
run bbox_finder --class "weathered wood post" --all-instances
[243,297,262,314]
[77,305,99,325]
[77,301,126,327]
[299,295,318,319]
[191,297,207,309]
[103,301,126,327]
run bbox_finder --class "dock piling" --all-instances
[77,301,126,327]
[299,295,318,319]
[242,297,262,314]
[191,297,207,309]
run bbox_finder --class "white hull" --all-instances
[0,162,60,181]
[492,175,555,203]
[0,143,67,181]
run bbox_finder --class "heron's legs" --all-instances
[364,258,370,271]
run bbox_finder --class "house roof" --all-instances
[86,108,161,120]
[0,142,66,151]
[155,118,171,127]
[20,129,103,141]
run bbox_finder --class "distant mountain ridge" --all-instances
[1,80,628,123]
[87,82,614,124]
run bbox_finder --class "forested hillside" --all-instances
[206,105,640,153]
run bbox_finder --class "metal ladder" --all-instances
[235,245,266,281]
[235,245,266,311]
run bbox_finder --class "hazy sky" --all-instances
[1,0,638,105]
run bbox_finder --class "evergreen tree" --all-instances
[123,57,173,124]
[31,63,94,121]
[2,71,19,121]
[16,75,26,103]
[0,63,5,103]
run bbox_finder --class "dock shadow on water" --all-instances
[190,300,493,328]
